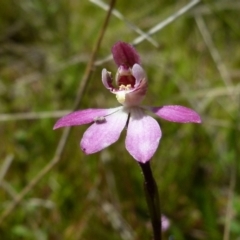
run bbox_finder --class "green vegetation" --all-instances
[0,0,239,239]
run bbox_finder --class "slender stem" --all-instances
[139,162,161,240]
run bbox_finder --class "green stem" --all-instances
[139,162,161,240]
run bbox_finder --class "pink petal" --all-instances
[124,78,147,107]
[125,108,161,163]
[53,107,121,129]
[132,64,147,87]
[81,109,128,154]
[112,42,140,67]
[161,215,170,231]
[151,105,201,123]
[102,68,114,90]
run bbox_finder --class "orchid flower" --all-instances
[54,42,201,163]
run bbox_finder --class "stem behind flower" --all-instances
[139,162,161,240]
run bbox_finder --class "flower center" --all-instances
[117,75,135,88]
[116,84,132,104]
[119,84,132,91]
[116,66,136,88]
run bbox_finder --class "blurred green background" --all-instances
[0,0,240,239]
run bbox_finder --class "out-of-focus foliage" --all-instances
[0,0,240,239]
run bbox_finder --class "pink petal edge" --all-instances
[53,107,121,129]
[125,108,162,163]
[151,105,201,123]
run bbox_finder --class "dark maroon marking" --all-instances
[118,75,135,88]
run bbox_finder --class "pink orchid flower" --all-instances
[54,42,201,163]
[161,215,170,232]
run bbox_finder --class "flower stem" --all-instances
[139,162,161,240]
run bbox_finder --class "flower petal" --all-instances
[124,79,147,107]
[151,105,201,123]
[102,68,114,90]
[161,215,170,231]
[81,109,128,154]
[132,64,147,87]
[112,42,140,67]
[125,108,161,163]
[53,107,121,129]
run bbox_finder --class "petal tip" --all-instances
[195,118,202,124]
[191,113,202,124]
[112,41,140,67]
[81,143,90,155]
[53,122,61,130]
[81,146,88,154]
[152,105,202,124]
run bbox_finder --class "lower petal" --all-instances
[81,109,128,154]
[125,108,161,163]
[151,105,201,123]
